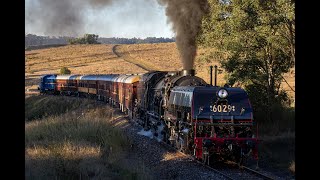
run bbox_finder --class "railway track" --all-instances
[209,161,277,180]
[156,136,277,180]
[112,45,152,71]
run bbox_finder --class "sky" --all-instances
[25,0,175,38]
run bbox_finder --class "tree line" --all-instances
[25,34,70,47]
[25,34,175,47]
[98,37,175,44]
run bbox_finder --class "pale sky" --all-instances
[25,0,175,38]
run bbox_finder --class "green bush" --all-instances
[60,67,71,74]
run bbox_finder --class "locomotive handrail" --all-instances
[190,122,254,126]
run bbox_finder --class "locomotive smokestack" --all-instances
[181,69,195,76]
[210,65,213,86]
[214,65,217,86]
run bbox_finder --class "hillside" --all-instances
[25,43,294,102]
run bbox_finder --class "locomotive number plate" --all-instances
[210,104,236,113]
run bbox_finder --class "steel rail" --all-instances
[242,166,275,180]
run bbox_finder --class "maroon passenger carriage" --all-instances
[56,74,81,95]
[54,74,141,120]
[96,74,119,102]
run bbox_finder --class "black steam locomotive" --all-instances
[134,67,258,165]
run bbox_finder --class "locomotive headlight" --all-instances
[217,88,228,99]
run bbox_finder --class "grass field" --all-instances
[25,44,146,79]
[25,43,294,102]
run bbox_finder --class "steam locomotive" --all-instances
[38,66,259,165]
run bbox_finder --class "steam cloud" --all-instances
[26,0,119,36]
[157,0,209,70]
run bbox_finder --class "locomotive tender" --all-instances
[38,66,259,165]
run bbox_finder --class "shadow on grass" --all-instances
[25,97,151,179]
[25,95,103,121]
[253,105,295,175]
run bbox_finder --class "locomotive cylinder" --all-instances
[180,69,195,76]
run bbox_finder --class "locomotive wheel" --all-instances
[161,126,170,144]
[201,146,210,165]
[236,157,243,168]
[202,154,210,165]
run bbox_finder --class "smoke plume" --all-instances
[157,0,209,70]
[26,0,209,70]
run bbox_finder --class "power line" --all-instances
[281,74,295,92]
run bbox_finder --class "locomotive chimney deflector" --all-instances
[210,65,213,86]
[181,69,195,76]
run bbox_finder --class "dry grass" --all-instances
[25,44,146,76]
[25,95,150,179]
[115,43,182,71]
[26,142,101,160]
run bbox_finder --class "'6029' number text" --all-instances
[210,105,236,112]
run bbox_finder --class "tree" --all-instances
[60,67,71,74]
[84,34,99,44]
[198,0,295,122]
[67,34,100,44]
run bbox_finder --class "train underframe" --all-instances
[138,111,259,166]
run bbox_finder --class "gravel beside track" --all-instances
[108,111,230,180]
